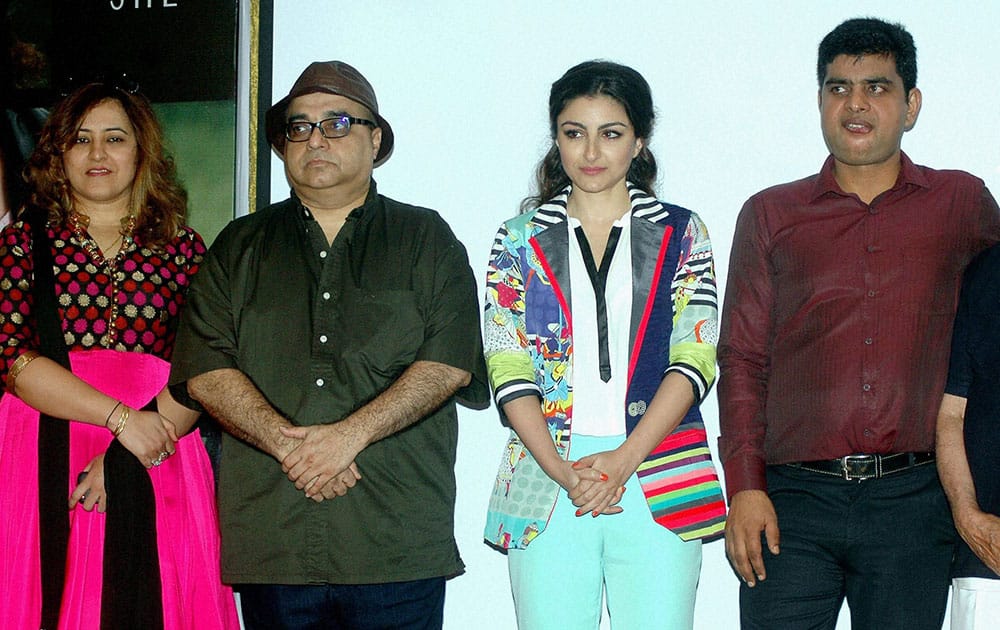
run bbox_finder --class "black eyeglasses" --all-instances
[59,73,140,97]
[284,116,376,142]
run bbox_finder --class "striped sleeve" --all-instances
[667,211,718,402]
[483,222,541,408]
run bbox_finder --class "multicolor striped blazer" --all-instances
[483,184,726,550]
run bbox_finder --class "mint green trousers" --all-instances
[507,434,702,630]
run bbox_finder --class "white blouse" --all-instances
[566,213,634,436]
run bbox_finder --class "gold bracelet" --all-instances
[7,350,41,394]
[105,401,123,428]
[111,406,130,437]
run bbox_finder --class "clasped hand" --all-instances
[117,409,178,469]
[69,454,106,512]
[558,449,630,517]
[71,412,178,511]
[279,423,362,503]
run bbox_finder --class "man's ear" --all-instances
[371,127,383,161]
[904,87,922,132]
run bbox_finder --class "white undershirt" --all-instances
[567,214,634,436]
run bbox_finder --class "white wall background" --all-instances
[267,2,1000,628]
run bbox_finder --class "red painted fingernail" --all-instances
[591,510,599,517]
[622,486,627,493]
[599,473,608,481]
[575,509,584,517]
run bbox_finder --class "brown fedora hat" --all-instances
[265,61,394,166]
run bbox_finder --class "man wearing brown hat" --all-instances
[169,61,488,629]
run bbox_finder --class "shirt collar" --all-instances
[538,181,658,221]
[292,180,380,221]
[810,151,930,202]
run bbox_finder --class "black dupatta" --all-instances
[27,210,163,630]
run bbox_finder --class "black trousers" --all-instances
[740,463,956,630]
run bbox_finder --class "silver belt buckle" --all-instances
[840,454,878,481]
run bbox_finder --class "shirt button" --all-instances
[322,292,331,300]
[866,245,876,253]
[319,251,328,259]
[862,383,871,392]
[867,290,876,297]
[315,378,324,387]
[319,335,328,343]
[868,207,878,214]
[864,337,873,345]
[864,428,873,437]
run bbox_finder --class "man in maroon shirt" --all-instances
[718,17,1000,629]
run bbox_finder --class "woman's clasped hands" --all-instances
[69,455,105,512]
[558,449,631,518]
[69,408,179,513]
[108,404,178,469]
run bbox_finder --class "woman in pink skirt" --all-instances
[0,77,238,630]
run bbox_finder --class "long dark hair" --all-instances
[23,81,188,247]
[522,60,656,212]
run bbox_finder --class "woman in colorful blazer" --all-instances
[483,61,726,629]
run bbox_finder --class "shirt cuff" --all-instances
[494,379,542,409]
[666,363,709,403]
[721,450,769,502]
[669,341,716,399]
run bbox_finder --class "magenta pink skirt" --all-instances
[0,349,239,629]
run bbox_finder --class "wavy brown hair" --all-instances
[23,82,187,247]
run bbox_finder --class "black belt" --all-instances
[788,452,935,481]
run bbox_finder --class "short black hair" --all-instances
[817,18,917,93]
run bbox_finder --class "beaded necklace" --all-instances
[67,211,137,347]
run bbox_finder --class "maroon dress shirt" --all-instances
[718,153,1000,498]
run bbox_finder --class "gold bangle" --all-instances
[7,350,41,394]
[105,401,123,428]
[111,406,130,437]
